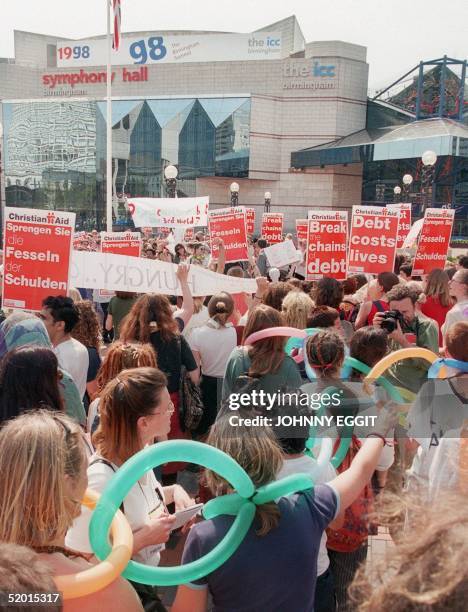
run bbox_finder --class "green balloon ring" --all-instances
[89,440,257,586]
[344,357,405,403]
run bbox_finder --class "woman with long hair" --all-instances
[71,300,102,406]
[314,276,357,343]
[66,368,193,609]
[190,292,237,436]
[106,291,138,340]
[0,313,85,425]
[171,409,397,612]
[304,330,394,611]
[421,268,453,345]
[222,305,302,401]
[0,410,142,611]
[87,341,157,433]
[120,283,199,467]
[0,346,64,424]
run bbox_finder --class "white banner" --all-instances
[56,32,282,67]
[128,196,209,228]
[264,240,301,268]
[70,251,257,297]
[401,218,424,249]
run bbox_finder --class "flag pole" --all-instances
[106,0,113,231]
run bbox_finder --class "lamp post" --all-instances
[264,191,271,213]
[402,173,413,199]
[421,150,437,215]
[230,182,239,207]
[164,165,178,198]
[393,185,402,202]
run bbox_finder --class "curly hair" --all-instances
[70,300,101,350]
[262,282,295,312]
[119,293,178,343]
[305,330,345,377]
[313,277,344,310]
[95,341,157,395]
[349,492,468,611]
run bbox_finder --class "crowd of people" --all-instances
[0,230,467,612]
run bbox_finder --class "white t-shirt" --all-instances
[183,306,210,342]
[189,320,237,378]
[66,456,165,566]
[55,337,89,399]
[441,299,468,337]
[277,455,337,576]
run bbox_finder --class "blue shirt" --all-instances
[182,484,339,612]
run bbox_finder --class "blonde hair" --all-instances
[281,291,314,329]
[68,287,83,302]
[0,410,85,548]
[204,414,283,536]
[350,491,468,611]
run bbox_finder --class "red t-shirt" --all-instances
[421,295,452,345]
[367,300,389,325]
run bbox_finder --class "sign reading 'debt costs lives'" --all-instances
[261,213,284,244]
[386,203,412,249]
[347,206,399,275]
[306,211,348,280]
[412,208,455,276]
[2,207,75,311]
[208,207,249,263]
[245,208,256,235]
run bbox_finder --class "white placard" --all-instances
[128,196,209,228]
[264,239,301,268]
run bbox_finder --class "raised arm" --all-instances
[176,263,194,326]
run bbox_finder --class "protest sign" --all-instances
[184,228,195,242]
[402,218,424,249]
[261,213,284,244]
[2,207,75,311]
[296,219,308,242]
[98,232,142,298]
[128,196,209,227]
[208,207,248,263]
[387,203,412,249]
[264,240,301,269]
[70,251,257,297]
[246,208,256,235]
[306,211,348,280]
[412,208,454,276]
[348,206,399,275]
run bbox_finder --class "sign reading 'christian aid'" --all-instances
[208,207,249,263]
[412,209,455,276]
[387,203,412,249]
[2,207,75,311]
[348,206,399,275]
[261,213,284,244]
[128,196,209,228]
[98,232,143,299]
[296,219,308,242]
[306,211,348,280]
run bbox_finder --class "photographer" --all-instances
[373,284,438,393]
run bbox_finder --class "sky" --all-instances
[1,0,467,92]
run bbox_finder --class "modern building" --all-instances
[0,17,466,238]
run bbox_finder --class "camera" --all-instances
[380,310,406,334]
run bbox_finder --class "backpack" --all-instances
[326,436,374,553]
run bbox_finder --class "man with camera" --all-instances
[373,284,438,393]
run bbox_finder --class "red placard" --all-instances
[412,208,454,276]
[2,207,75,311]
[348,206,399,275]
[261,213,284,244]
[296,219,308,242]
[101,231,142,257]
[306,211,348,280]
[387,203,412,249]
[246,208,256,235]
[208,207,248,263]
[184,228,195,242]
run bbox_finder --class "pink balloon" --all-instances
[243,327,306,345]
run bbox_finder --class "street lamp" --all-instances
[230,182,239,207]
[402,173,413,199]
[264,191,271,213]
[164,164,178,198]
[421,150,437,214]
[393,185,401,202]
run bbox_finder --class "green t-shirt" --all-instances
[108,296,138,339]
[222,347,303,403]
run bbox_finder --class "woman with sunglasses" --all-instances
[66,367,194,609]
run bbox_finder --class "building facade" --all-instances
[0,17,369,231]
